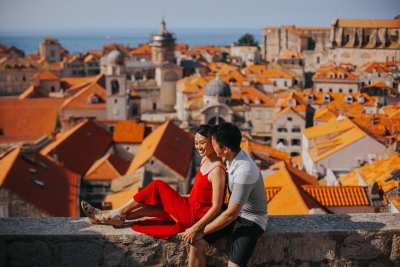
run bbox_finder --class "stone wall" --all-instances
[0,213,399,266]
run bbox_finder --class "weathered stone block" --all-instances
[249,234,284,265]
[0,240,7,267]
[391,235,400,261]
[8,240,53,266]
[340,234,385,260]
[288,235,336,261]
[127,237,162,266]
[104,243,127,267]
[59,241,102,266]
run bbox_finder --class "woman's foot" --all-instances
[95,209,126,227]
[81,201,101,224]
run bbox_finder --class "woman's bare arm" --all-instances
[182,165,226,243]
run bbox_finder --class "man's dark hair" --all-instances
[194,124,212,138]
[209,122,242,152]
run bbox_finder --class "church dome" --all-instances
[107,49,124,65]
[149,19,175,46]
[204,77,231,97]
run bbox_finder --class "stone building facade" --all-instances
[0,187,49,218]
[329,17,400,67]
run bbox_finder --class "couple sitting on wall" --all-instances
[82,122,268,267]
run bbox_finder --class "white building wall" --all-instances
[62,108,106,120]
[313,135,386,177]
[314,81,359,93]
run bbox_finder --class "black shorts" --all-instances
[202,217,265,267]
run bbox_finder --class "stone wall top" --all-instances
[1,213,400,267]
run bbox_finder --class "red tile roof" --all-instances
[84,153,130,180]
[113,121,146,143]
[126,120,194,178]
[40,120,112,175]
[19,85,48,99]
[339,153,400,193]
[313,65,358,81]
[302,185,370,206]
[353,61,392,76]
[130,44,151,55]
[241,139,291,164]
[0,146,80,217]
[263,161,324,215]
[390,197,400,211]
[61,82,106,109]
[232,87,276,107]
[0,98,65,143]
[265,187,281,202]
[30,70,60,81]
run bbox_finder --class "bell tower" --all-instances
[105,49,128,120]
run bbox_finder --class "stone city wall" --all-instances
[0,213,399,266]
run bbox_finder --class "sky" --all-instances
[0,0,399,32]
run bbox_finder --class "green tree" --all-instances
[234,33,259,46]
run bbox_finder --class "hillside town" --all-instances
[1,15,400,220]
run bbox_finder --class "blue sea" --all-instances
[0,28,261,55]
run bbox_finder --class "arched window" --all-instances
[316,57,320,64]
[111,79,119,95]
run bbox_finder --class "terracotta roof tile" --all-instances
[29,70,60,81]
[265,187,281,202]
[0,98,65,143]
[262,67,298,78]
[19,85,48,99]
[113,121,146,143]
[86,50,103,57]
[61,82,106,109]
[390,197,400,211]
[40,120,112,175]
[232,87,276,107]
[313,65,358,80]
[339,153,400,193]
[302,185,370,206]
[353,61,392,76]
[84,153,130,180]
[130,44,152,55]
[364,81,392,89]
[0,146,80,217]
[126,121,194,178]
[263,161,324,215]
[241,139,291,164]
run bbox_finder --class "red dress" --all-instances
[131,164,226,240]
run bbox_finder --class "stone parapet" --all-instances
[1,213,399,266]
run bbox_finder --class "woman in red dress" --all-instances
[81,124,226,240]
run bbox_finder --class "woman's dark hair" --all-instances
[194,124,212,138]
[208,122,241,152]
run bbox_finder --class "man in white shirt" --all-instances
[185,122,268,267]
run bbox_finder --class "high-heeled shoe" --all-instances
[81,201,101,224]
[95,209,125,227]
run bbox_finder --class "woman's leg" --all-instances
[125,205,176,221]
[98,198,146,220]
